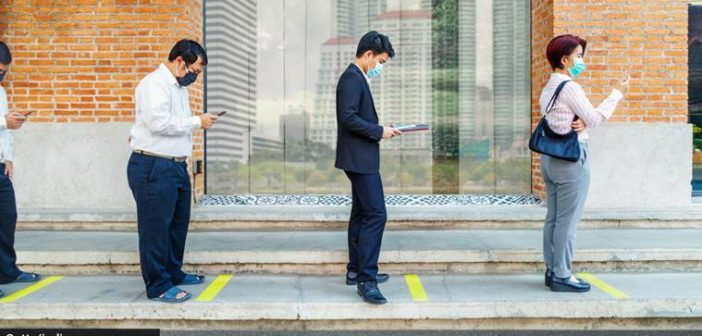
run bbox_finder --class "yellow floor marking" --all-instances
[196,274,233,302]
[577,272,629,299]
[405,274,429,302]
[0,276,64,303]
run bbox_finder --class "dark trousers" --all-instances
[127,153,190,298]
[344,171,387,283]
[0,163,21,284]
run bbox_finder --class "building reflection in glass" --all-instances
[205,0,531,195]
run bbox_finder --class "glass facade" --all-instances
[204,0,531,195]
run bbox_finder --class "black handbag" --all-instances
[529,80,581,162]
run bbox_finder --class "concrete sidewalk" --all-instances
[12,229,702,274]
[1,272,702,330]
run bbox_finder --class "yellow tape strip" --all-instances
[196,275,233,302]
[577,272,629,300]
[0,276,64,303]
[405,274,429,302]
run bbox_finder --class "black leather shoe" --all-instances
[550,276,591,293]
[357,281,387,305]
[346,272,389,286]
[545,269,553,287]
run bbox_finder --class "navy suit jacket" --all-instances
[334,64,384,174]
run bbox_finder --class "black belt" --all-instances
[133,150,187,163]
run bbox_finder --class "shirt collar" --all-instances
[353,63,370,82]
[159,63,179,87]
[551,72,572,81]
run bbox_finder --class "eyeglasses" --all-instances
[185,67,201,76]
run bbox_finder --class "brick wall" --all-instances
[0,0,206,198]
[0,7,7,35]
[530,0,689,197]
[531,0,554,198]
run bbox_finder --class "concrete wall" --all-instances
[586,123,692,209]
[12,123,135,210]
[10,122,693,211]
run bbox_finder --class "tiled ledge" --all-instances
[199,194,543,207]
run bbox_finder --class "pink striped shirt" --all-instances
[540,73,623,140]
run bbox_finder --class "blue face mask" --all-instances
[177,64,198,87]
[568,57,586,78]
[366,59,383,78]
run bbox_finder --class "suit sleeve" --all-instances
[337,74,383,142]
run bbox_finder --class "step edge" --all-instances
[1,299,701,320]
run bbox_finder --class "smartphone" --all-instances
[22,110,36,117]
[215,111,227,116]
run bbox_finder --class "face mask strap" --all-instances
[175,59,191,78]
[365,52,373,73]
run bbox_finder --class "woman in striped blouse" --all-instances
[540,34,630,293]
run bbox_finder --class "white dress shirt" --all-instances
[0,86,13,163]
[540,73,623,141]
[129,63,201,157]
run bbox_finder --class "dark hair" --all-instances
[0,41,12,65]
[168,39,208,66]
[546,34,587,70]
[355,31,395,58]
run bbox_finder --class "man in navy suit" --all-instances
[335,31,400,305]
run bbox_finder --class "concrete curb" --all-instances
[1,299,701,321]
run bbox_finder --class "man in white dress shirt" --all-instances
[0,41,42,299]
[127,39,218,303]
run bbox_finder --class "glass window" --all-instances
[205,0,531,195]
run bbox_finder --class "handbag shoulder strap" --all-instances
[545,80,570,115]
